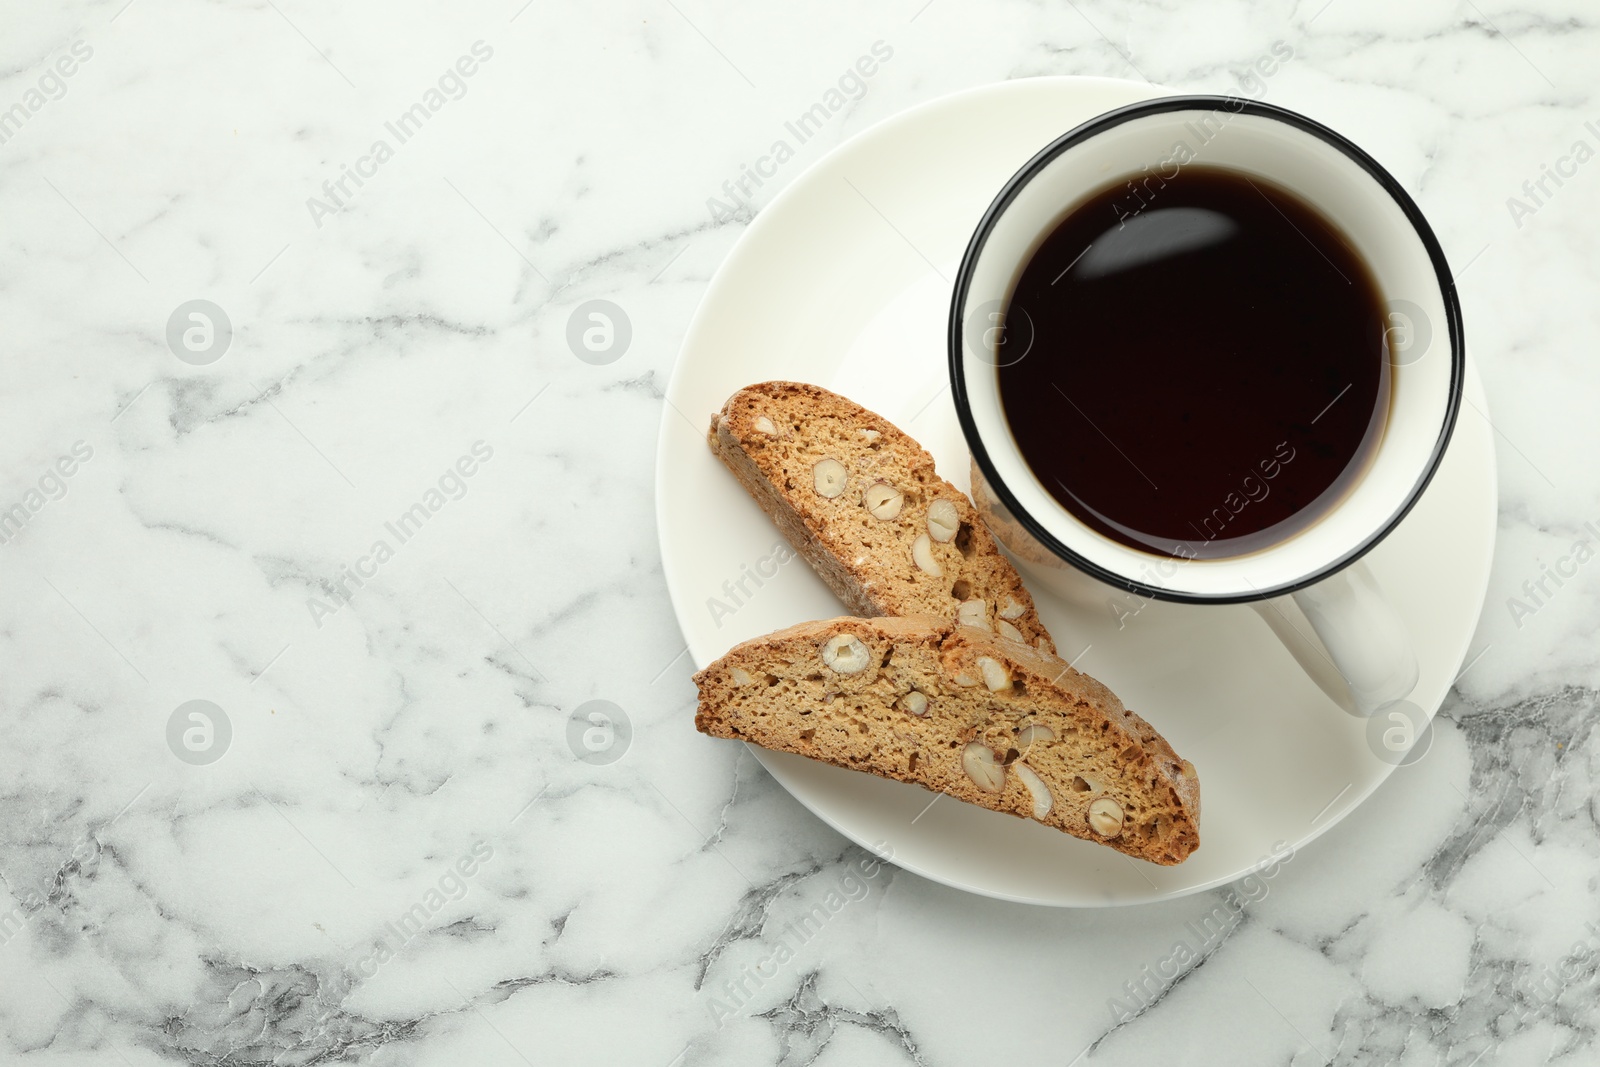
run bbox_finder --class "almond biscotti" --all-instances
[708,381,1055,654]
[694,615,1200,864]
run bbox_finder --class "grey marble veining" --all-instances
[0,1,1596,1064]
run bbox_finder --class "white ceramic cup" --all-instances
[949,96,1464,718]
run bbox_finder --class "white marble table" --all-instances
[0,2,1594,1064]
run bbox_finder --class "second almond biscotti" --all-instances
[694,615,1201,864]
[708,381,1055,653]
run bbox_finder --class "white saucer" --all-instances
[656,77,1497,906]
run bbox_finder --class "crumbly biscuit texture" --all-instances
[708,381,1055,653]
[694,615,1200,865]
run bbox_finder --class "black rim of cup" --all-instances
[947,95,1466,605]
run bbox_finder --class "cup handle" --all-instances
[1247,562,1419,717]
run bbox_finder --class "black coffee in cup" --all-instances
[998,165,1389,560]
